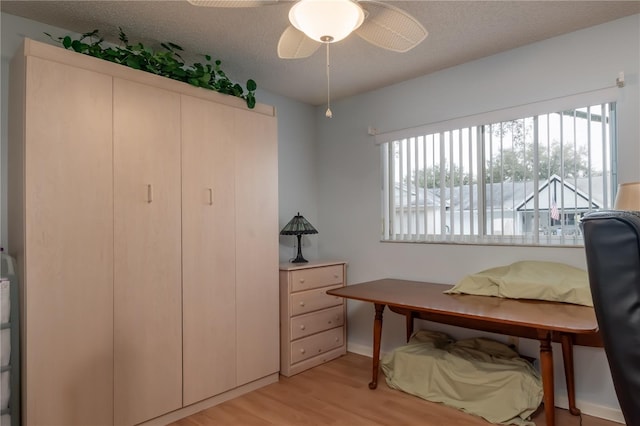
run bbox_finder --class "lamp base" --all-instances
[291,255,309,263]
[291,234,309,263]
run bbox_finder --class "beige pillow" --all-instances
[445,261,593,306]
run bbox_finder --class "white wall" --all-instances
[0,12,319,263]
[258,90,320,262]
[315,14,640,422]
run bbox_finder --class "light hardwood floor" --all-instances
[170,352,621,426]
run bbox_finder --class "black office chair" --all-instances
[581,210,640,426]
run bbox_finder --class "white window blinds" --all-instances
[379,88,618,246]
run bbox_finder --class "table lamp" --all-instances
[614,182,640,211]
[280,212,318,263]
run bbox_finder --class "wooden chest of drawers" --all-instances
[279,261,347,377]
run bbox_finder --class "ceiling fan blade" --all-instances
[277,26,322,59]
[186,0,281,7]
[355,1,427,53]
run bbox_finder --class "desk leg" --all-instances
[561,333,581,416]
[405,312,414,342]
[369,303,385,390]
[538,330,555,426]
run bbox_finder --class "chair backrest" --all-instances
[581,210,640,426]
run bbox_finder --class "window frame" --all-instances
[378,91,618,247]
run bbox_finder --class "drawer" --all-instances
[291,327,344,364]
[291,284,344,316]
[291,305,344,340]
[291,264,343,292]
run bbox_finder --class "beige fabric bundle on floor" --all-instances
[381,330,543,426]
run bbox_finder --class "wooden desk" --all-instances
[327,279,602,426]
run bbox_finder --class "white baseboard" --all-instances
[346,344,625,424]
[347,342,392,359]
[554,395,625,424]
[347,342,375,358]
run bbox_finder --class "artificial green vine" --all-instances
[45,29,257,109]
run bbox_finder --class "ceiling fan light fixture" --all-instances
[289,0,365,43]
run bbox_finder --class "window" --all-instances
[380,101,617,246]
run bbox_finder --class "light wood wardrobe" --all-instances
[8,38,279,426]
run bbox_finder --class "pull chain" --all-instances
[325,43,332,118]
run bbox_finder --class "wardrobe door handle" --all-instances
[147,184,153,203]
[208,188,213,206]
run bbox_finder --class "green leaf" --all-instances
[118,28,129,45]
[246,79,257,91]
[63,36,72,49]
[81,29,99,40]
[126,56,141,69]
[246,94,256,109]
[71,40,88,52]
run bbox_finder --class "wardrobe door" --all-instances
[18,56,114,426]
[113,78,182,425]
[181,95,237,404]
[234,108,279,385]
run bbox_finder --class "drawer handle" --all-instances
[327,320,332,324]
[299,278,305,283]
[333,274,339,279]
[300,348,306,354]
[317,348,322,353]
[335,338,339,342]
[299,301,305,307]
[300,325,306,330]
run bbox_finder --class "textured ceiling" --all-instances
[2,1,639,106]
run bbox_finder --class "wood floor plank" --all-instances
[169,352,621,426]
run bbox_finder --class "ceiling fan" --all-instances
[187,0,427,58]
[187,0,428,116]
